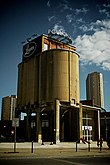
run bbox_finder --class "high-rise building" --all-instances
[1,95,17,120]
[86,72,104,108]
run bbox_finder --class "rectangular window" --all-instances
[44,43,48,51]
[42,120,49,127]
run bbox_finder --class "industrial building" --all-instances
[16,33,101,143]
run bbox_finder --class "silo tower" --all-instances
[17,31,81,143]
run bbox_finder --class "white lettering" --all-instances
[25,46,35,55]
[48,28,72,44]
[23,42,36,57]
[49,29,69,37]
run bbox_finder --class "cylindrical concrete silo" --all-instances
[17,56,39,109]
[39,49,80,105]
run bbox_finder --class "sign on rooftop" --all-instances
[48,28,72,44]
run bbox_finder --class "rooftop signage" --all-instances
[23,41,36,58]
[48,28,72,44]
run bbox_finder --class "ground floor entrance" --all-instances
[13,101,100,143]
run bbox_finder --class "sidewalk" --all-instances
[0,142,110,158]
[0,141,108,148]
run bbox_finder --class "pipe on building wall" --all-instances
[36,108,42,144]
[79,103,83,139]
[55,99,60,144]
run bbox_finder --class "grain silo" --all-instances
[17,33,81,143]
[39,49,79,104]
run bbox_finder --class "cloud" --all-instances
[58,0,72,12]
[98,3,110,18]
[103,4,110,8]
[48,15,56,22]
[73,20,110,70]
[77,18,85,24]
[75,7,88,15]
[47,1,51,7]
[99,8,110,18]
[47,0,89,31]
[51,24,65,33]
[47,1,110,71]
[79,20,110,32]
[66,14,73,23]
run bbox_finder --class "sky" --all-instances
[0,0,110,119]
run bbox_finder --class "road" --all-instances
[0,157,110,165]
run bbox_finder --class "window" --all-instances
[44,43,48,51]
[42,120,49,127]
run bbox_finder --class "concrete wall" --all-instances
[17,56,39,108]
[39,49,79,104]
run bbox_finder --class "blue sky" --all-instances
[0,0,110,119]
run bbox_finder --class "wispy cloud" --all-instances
[98,3,110,18]
[52,24,64,31]
[47,1,51,7]
[99,8,110,17]
[48,15,56,22]
[103,4,110,8]
[58,0,72,12]
[47,0,89,27]
[66,14,73,23]
[77,18,86,24]
[79,20,110,32]
[75,7,88,15]
[73,20,110,70]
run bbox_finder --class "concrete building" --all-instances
[1,95,17,121]
[101,112,110,141]
[17,33,101,143]
[17,34,80,143]
[86,72,104,108]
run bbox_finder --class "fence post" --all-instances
[76,142,77,152]
[100,142,102,152]
[88,142,90,152]
[31,141,33,153]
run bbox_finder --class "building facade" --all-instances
[17,34,101,143]
[1,95,17,121]
[17,34,81,143]
[101,112,110,141]
[86,72,104,108]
